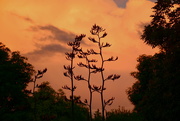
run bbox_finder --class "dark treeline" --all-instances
[0,0,179,121]
[0,42,139,121]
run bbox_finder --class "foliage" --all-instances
[0,42,35,121]
[93,109,102,121]
[128,0,180,121]
[142,0,180,52]
[106,106,146,121]
[31,81,89,121]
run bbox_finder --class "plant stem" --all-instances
[98,34,105,121]
[87,58,93,121]
[71,50,75,121]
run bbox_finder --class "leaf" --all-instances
[62,85,71,91]
[38,70,42,75]
[105,74,114,80]
[112,74,121,81]
[72,86,77,91]
[101,32,107,38]
[88,59,98,62]
[87,49,99,54]
[84,99,88,104]
[105,74,120,81]
[75,34,86,42]
[74,75,86,81]
[102,42,111,48]
[104,56,118,62]
[92,85,102,93]
[104,97,115,106]
[77,62,88,68]
[42,68,47,73]
[88,37,98,43]
[63,72,70,78]
[37,75,43,79]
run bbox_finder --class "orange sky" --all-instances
[0,0,158,111]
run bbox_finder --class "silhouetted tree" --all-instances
[32,81,88,121]
[0,42,35,121]
[127,1,180,121]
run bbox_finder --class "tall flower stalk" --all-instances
[89,24,120,121]
[75,47,98,121]
[63,34,85,121]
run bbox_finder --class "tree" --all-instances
[141,0,180,52]
[0,42,35,121]
[32,81,89,121]
[127,1,180,121]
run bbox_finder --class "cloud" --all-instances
[26,24,77,59]
[10,12,34,23]
[30,25,76,43]
[113,0,128,8]
[26,43,69,61]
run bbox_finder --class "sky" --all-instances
[0,0,159,111]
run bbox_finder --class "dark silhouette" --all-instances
[0,42,35,121]
[75,41,96,121]
[64,25,120,121]
[127,0,180,121]
[31,81,89,121]
[63,34,86,121]
[31,68,47,121]
[88,24,120,121]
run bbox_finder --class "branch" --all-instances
[87,49,99,54]
[62,85,72,91]
[88,37,99,43]
[101,42,111,48]
[88,59,98,63]
[105,74,121,81]
[92,85,102,93]
[74,75,87,81]
[77,62,88,68]
[104,56,118,62]
[104,97,115,107]
[100,32,107,38]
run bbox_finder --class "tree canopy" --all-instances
[127,1,180,121]
[0,42,35,120]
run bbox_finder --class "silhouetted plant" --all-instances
[88,24,120,121]
[93,109,102,121]
[32,81,88,121]
[75,42,100,121]
[32,68,47,94]
[64,25,120,121]
[31,68,47,121]
[63,34,86,121]
[106,106,145,121]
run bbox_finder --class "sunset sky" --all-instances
[0,0,159,111]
